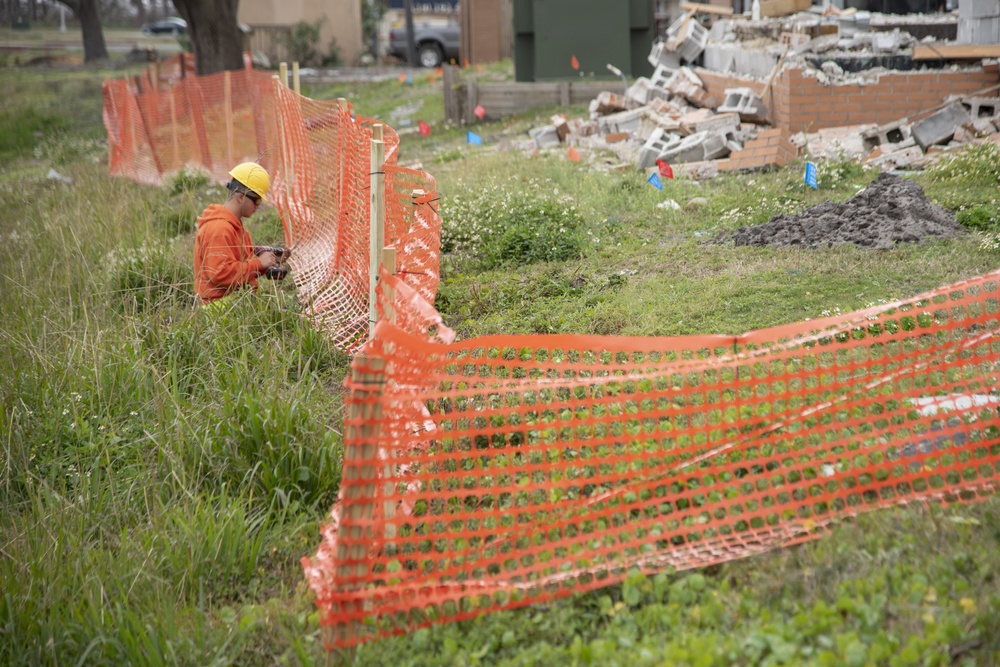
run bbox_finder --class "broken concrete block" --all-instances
[589,91,637,117]
[674,161,719,180]
[625,77,654,106]
[638,110,681,141]
[662,15,709,64]
[647,39,682,70]
[911,102,972,151]
[648,64,675,97]
[529,125,561,149]
[665,69,716,109]
[637,128,683,169]
[969,118,999,136]
[598,107,647,136]
[867,145,925,171]
[861,118,909,153]
[661,130,729,164]
[568,118,598,137]
[961,96,1000,119]
[718,88,767,123]
[681,110,740,135]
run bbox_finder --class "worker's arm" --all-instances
[200,226,266,289]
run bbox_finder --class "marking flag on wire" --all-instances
[407,75,413,85]
[467,131,483,146]
[805,161,818,189]
[656,159,674,180]
[434,67,443,77]
[474,104,487,120]
[567,146,581,162]
[647,172,663,190]
[419,121,431,137]
[571,55,580,70]
[398,73,407,83]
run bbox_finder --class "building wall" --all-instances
[240,0,364,65]
[698,64,1000,132]
[459,0,514,64]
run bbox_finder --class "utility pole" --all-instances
[404,0,416,67]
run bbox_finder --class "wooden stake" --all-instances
[369,124,385,340]
[224,70,234,167]
[279,61,288,88]
[335,353,386,652]
[292,61,301,97]
[168,88,179,168]
[331,98,350,273]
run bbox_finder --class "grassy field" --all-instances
[2,60,1000,666]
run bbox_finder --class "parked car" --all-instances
[141,17,187,36]
[388,22,460,68]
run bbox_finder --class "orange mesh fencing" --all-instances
[104,61,1000,652]
[302,270,1000,648]
[103,62,442,352]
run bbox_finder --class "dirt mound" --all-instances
[731,173,964,250]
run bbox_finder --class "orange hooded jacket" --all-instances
[193,204,264,304]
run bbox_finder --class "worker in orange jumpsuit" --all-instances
[193,162,288,304]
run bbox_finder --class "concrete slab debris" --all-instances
[910,102,972,151]
[718,88,768,123]
[529,125,561,149]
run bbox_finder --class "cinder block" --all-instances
[861,118,909,152]
[960,0,1000,20]
[660,130,729,164]
[637,128,683,169]
[662,15,709,64]
[598,107,646,136]
[529,125,561,149]
[626,77,653,106]
[911,102,972,150]
[718,87,768,123]
[961,96,1000,119]
[647,40,682,70]
[958,16,1000,44]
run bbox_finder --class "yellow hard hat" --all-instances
[228,162,271,202]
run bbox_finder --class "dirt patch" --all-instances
[730,173,965,250]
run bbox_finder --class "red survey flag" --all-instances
[656,159,674,179]
[477,64,483,73]
[571,55,580,70]
[398,73,407,83]
[464,58,470,68]
[419,121,431,137]
[434,67,443,77]
[474,104,487,120]
[567,146,581,162]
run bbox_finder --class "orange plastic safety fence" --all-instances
[104,60,1000,653]
[303,270,1000,648]
[102,63,442,352]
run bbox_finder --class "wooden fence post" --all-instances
[186,77,213,170]
[369,123,385,340]
[224,70,234,168]
[279,61,288,88]
[331,352,387,659]
[464,79,478,125]
[168,87,180,168]
[292,61,301,97]
[443,64,462,124]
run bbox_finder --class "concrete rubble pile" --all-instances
[521,1,1000,180]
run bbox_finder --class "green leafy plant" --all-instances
[440,178,587,269]
[104,240,189,312]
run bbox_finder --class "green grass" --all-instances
[3,60,1000,666]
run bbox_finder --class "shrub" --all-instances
[105,240,189,312]
[167,165,212,195]
[0,107,67,158]
[440,178,587,269]
[32,132,106,166]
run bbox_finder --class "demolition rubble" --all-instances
[522,2,1000,179]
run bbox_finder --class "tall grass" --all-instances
[4,63,1000,666]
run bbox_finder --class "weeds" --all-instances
[4,63,1000,667]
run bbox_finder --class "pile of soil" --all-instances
[731,173,965,250]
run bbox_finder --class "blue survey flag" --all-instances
[647,172,663,190]
[805,161,818,189]
[467,131,483,146]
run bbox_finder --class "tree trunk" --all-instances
[171,0,244,76]
[56,0,109,63]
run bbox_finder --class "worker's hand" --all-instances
[257,251,278,269]
[284,247,292,261]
